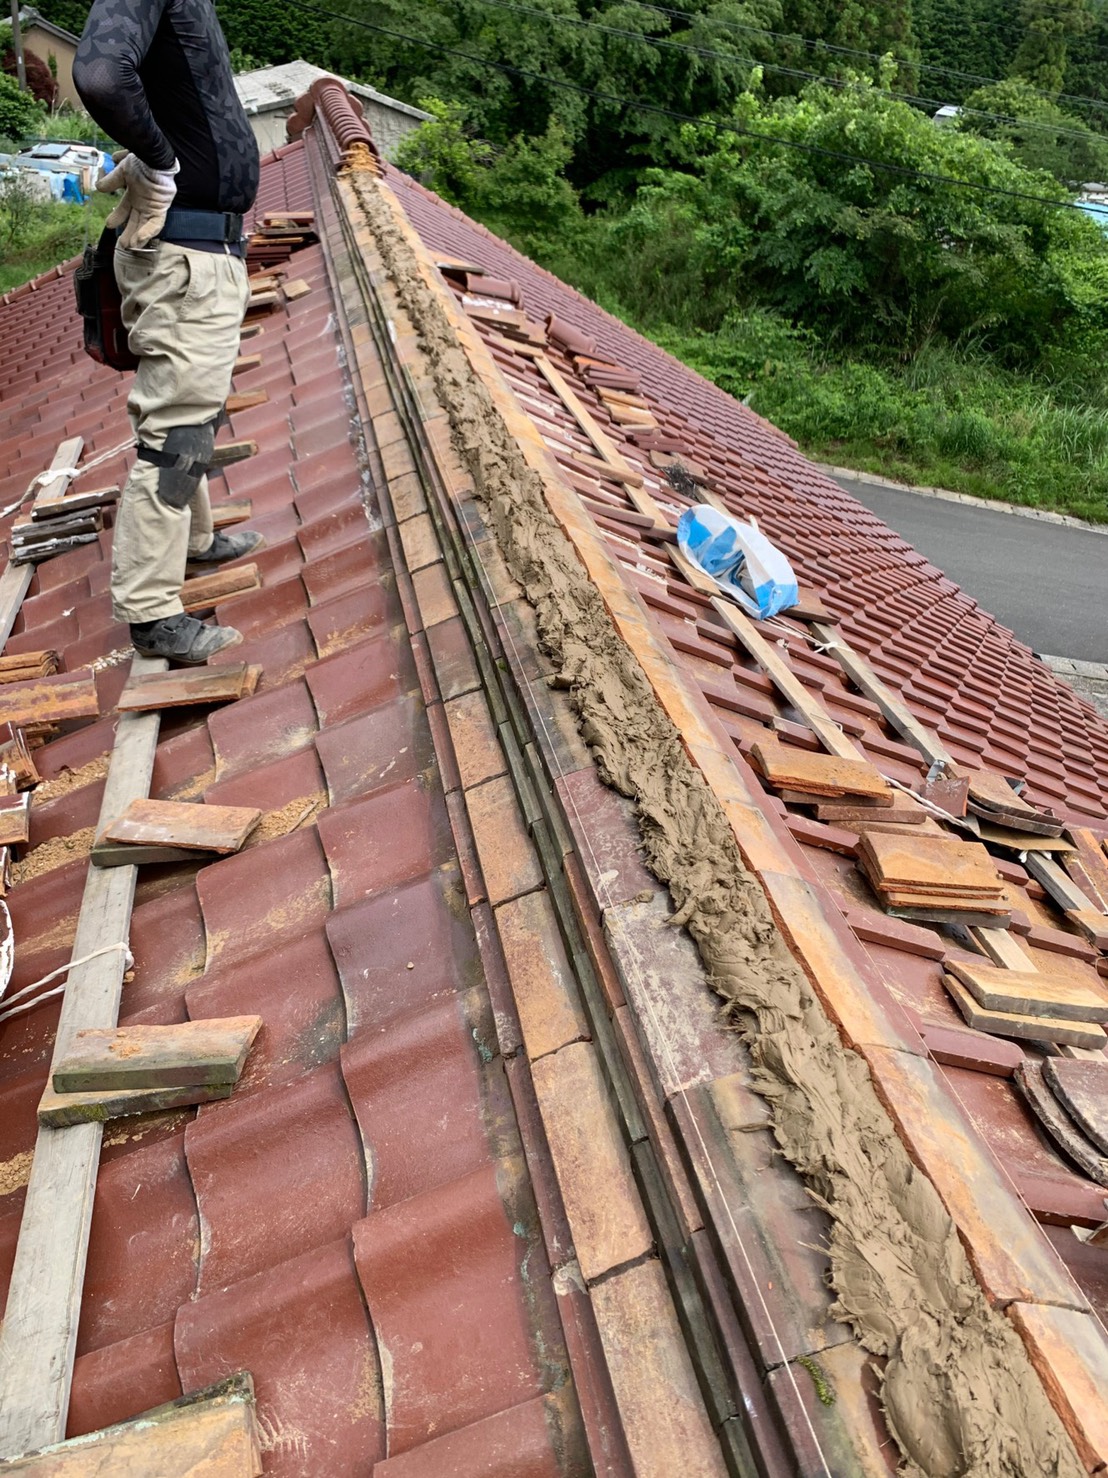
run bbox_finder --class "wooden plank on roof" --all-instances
[225,389,268,415]
[0,439,83,647]
[712,599,861,760]
[38,1080,233,1127]
[969,924,1039,972]
[1023,854,1108,948]
[52,1015,262,1093]
[98,798,261,854]
[533,354,645,487]
[0,656,166,1457]
[807,620,954,768]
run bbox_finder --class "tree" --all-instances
[2,46,59,107]
[212,0,320,67]
[1010,0,1093,96]
[960,78,1108,183]
[0,69,44,140]
[587,81,1108,367]
[35,1,90,36]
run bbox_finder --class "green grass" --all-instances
[644,316,1108,525]
[0,193,114,294]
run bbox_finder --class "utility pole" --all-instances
[9,0,27,90]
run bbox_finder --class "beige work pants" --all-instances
[112,241,249,623]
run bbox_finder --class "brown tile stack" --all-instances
[857,830,1009,924]
[942,958,1108,1050]
[750,740,892,806]
[962,768,1064,838]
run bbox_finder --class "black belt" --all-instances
[136,444,207,477]
[160,207,244,244]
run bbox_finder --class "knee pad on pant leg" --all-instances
[136,423,216,511]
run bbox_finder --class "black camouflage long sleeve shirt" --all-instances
[73,0,259,214]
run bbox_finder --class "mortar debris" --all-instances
[11,826,95,885]
[349,166,1086,1478]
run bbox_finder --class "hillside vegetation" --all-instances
[23,0,1108,518]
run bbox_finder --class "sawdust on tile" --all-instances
[248,792,326,846]
[11,826,95,884]
[0,1148,33,1197]
[30,755,109,804]
[349,166,1087,1478]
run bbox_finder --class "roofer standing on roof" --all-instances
[73,0,264,665]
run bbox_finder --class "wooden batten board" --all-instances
[807,621,953,768]
[533,354,645,487]
[1,440,83,647]
[1066,827,1108,912]
[91,842,202,868]
[942,973,1108,1050]
[208,440,258,469]
[0,656,166,1457]
[283,278,312,301]
[39,1080,233,1128]
[53,1016,262,1093]
[712,599,861,760]
[969,925,1038,972]
[225,390,268,415]
[1023,854,1104,942]
[117,662,258,713]
[99,798,261,854]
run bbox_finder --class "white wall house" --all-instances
[234,61,429,159]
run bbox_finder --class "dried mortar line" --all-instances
[344,164,1089,1478]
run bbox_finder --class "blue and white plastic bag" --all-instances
[677,504,798,620]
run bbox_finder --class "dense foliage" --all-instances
[2,47,58,108]
[0,70,43,139]
[20,0,1108,520]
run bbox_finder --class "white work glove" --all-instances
[96,151,180,249]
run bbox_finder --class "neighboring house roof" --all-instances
[0,79,1106,1478]
[234,60,427,123]
[1,7,80,45]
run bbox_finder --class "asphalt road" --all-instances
[828,474,1108,664]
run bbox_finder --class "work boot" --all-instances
[130,614,243,665]
[186,529,266,569]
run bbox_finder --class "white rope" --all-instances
[1,438,138,521]
[34,436,136,488]
[0,941,133,1024]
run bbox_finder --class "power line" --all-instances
[423,0,1108,147]
[290,0,1099,213]
[619,0,1108,118]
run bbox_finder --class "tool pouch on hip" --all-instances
[74,227,139,374]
